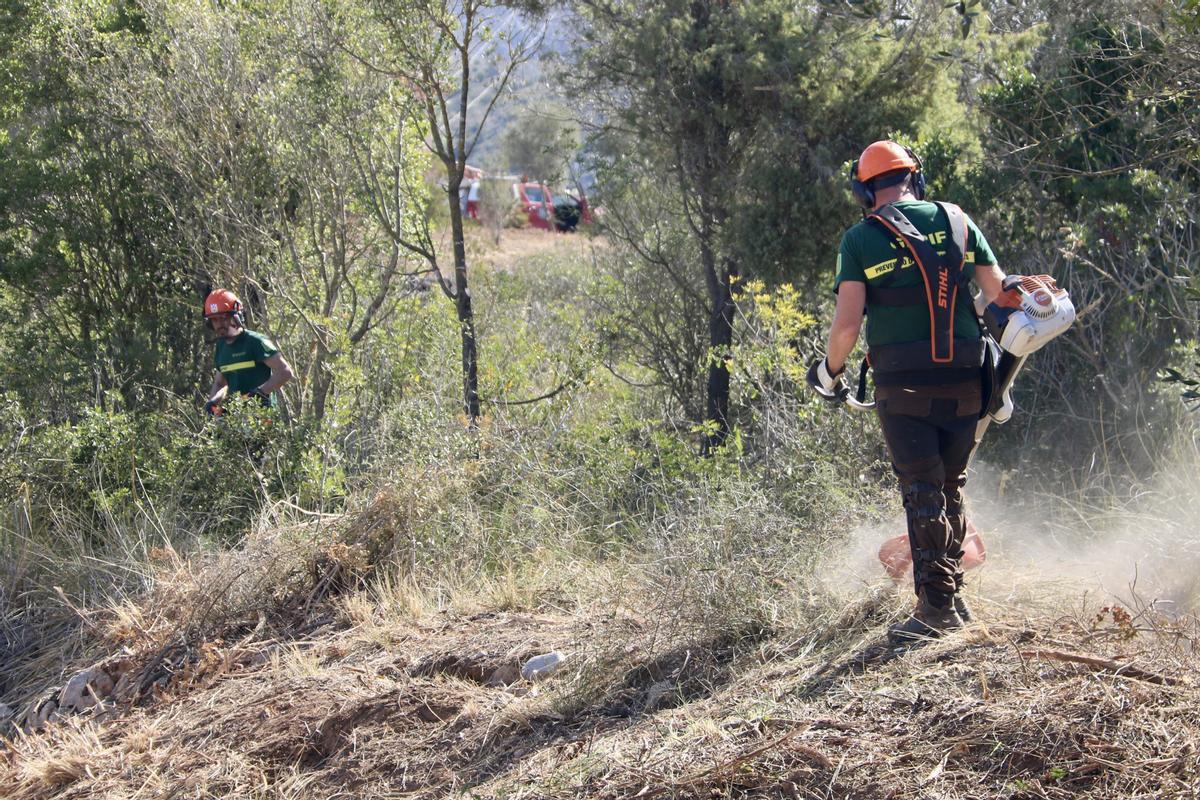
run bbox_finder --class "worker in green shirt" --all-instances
[808,141,1009,645]
[202,289,294,415]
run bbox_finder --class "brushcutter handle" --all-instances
[847,357,875,411]
[846,395,876,411]
[807,356,876,410]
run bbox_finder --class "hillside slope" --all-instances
[3,230,1197,800]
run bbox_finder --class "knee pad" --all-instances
[903,481,951,569]
[903,480,945,521]
[943,479,966,518]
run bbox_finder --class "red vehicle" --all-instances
[512,182,556,231]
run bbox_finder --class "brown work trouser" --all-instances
[875,380,982,607]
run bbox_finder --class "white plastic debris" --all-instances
[520,651,566,682]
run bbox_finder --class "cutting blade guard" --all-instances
[879,519,988,583]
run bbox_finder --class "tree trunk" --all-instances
[703,251,738,455]
[696,160,736,454]
[311,345,331,422]
[447,184,481,425]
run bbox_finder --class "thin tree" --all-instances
[362,0,539,425]
[575,0,815,452]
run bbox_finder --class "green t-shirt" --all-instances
[215,329,279,404]
[833,200,998,349]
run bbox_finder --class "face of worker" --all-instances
[208,313,242,341]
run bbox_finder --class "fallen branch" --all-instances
[1020,649,1182,686]
[484,376,580,406]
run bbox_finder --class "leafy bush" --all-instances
[0,399,322,549]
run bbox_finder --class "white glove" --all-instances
[806,358,848,402]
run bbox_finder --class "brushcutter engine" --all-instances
[980,275,1075,359]
[976,275,1075,429]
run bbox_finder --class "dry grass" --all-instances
[2,562,1198,799]
[486,589,1200,800]
[468,226,604,275]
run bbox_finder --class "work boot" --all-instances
[888,592,964,645]
[953,593,973,623]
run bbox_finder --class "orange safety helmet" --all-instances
[203,289,244,326]
[850,140,925,207]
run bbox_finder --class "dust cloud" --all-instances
[966,458,1200,615]
[819,455,1200,616]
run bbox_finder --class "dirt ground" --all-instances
[424,223,604,278]
[475,227,600,273]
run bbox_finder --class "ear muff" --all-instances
[905,146,926,200]
[849,159,875,208]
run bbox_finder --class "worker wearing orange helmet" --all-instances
[807,141,1010,644]
[202,289,294,415]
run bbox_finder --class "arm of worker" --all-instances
[254,353,295,397]
[207,372,228,405]
[825,280,866,374]
[974,264,1008,306]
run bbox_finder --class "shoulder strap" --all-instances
[936,202,969,278]
[937,201,983,338]
[866,203,964,363]
[871,204,927,243]
[862,208,925,306]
